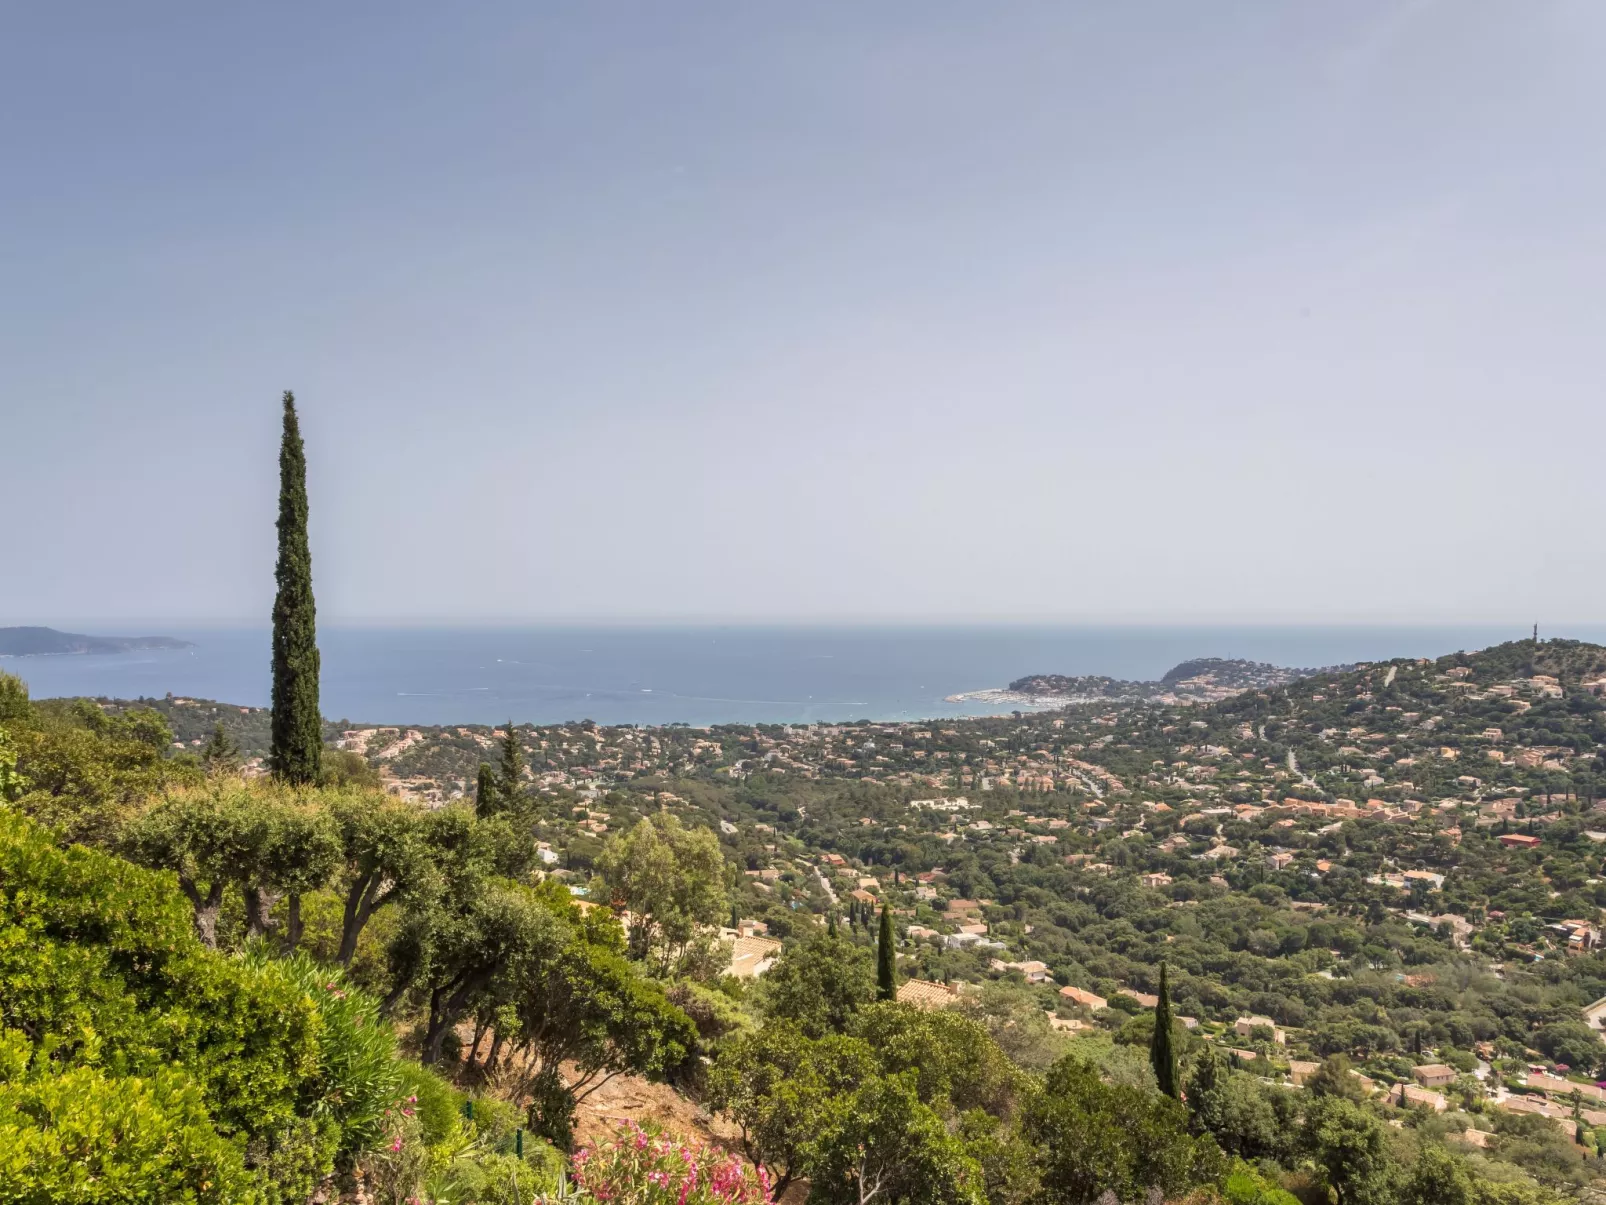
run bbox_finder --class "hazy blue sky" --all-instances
[5,3,1603,626]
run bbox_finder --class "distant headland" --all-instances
[946,655,1356,707]
[0,626,194,657]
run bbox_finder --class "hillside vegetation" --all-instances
[11,637,1606,1202]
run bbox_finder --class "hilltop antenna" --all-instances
[1534,622,1539,643]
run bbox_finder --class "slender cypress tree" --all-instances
[270,391,322,784]
[876,904,897,1001]
[1150,961,1178,1097]
[495,721,525,811]
[475,763,498,818]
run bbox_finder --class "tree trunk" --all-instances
[379,977,411,1019]
[485,1030,505,1074]
[422,987,448,1065]
[194,900,221,948]
[423,984,474,1066]
[243,886,281,939]
[339,874,388,966]
[182,879,226,948]
[286,894,304,952]
[338,877,369,965]
[466,1019,487,1071]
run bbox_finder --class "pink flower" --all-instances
[390,1139,404,1153]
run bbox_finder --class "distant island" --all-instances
[948,655,1355,707]
[0,626,193,657]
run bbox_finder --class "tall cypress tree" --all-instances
[270,391,322,784]
[495,721,525,811]
[876,903,897,1001]
[475,763,498,818]
[1151,960,1178,1097]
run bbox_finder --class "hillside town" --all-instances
[104,638,1606,1164]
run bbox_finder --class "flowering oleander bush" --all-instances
[571,1122,769,1205]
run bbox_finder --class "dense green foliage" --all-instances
[1024,1056,1220,1204]
[4,686,200,846]
[0,806,395,1202]
[595,812,727,974]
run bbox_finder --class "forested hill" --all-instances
[0,625,192,656]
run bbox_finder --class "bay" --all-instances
[5,624,1595,728]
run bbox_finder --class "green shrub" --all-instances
[396,1059,467,1147]
[1222,1160,1301,1205]
[0,808,407,1199]
[0,807,321,1142]
[261,950,402,1155]
[361,1101,562,1205]
[426,1146,564,1205]
[0,1059,258,1205]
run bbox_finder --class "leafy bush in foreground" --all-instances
[0,807,404,1202]
[0,1050,255,1205]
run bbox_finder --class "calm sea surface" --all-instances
[6,625,1598,728]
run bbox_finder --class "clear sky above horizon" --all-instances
[5,3,1604,627]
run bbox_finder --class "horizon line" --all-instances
[2,616,1590,633]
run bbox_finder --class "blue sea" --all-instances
[5,625,1597,728]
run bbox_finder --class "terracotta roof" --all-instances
[897,979,958,1010]
[1057,985,1108,1010]
[727,935,783,979]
